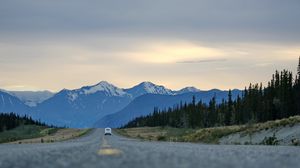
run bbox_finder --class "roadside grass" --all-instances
[115,127,196,141]
[182,125,243,144]
[242,116,300,135]
[0,125,52,143]
[116,115,300,144]
[0,125,92,144]
[9,128,92,144]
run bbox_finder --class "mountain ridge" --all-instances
[0,81,242,128]
[94,89,242,128]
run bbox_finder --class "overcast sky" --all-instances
[0,0,300,91]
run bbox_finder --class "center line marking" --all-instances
[98,136,123,156]
[98,148,123,156]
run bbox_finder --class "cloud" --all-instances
[0,0,299,91]
[177,58,227,64]
[0,0,300,43]
[254,63,273,67]
[125,41,226,64]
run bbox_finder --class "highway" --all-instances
[0,129,299,168]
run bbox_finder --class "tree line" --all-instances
[0,113,46,132]
[123,57,300,128]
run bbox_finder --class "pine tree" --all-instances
[208,96,217,127]
[298,57,300,78]
[225,90,233,125]
[295,57,300,115]
[123,58,300,129]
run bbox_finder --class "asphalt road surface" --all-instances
[0,129,300,168]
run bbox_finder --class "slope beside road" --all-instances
[0,129,299,168]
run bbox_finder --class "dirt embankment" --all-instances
[220,124,300,145]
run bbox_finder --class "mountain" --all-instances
[37,81,207,127]
[8,91,54,107]
[0,81,242,128]
[80,81,129,97]
[94,89,242,128]
[125,82,174,98]
[0,91,31,116]
[175,87,201,94]
[34,81,133,128]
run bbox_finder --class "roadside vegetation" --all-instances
[115,127,195,141]
[123,58,300,130]
[9,128,92,144]
[0,125,57,143]
[0,113,54,143]
[0,112,91,143]
[117,115,300,145]
[0,113,48,132]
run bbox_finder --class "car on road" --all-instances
[104,127,112,135]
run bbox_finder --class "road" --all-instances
[0,129,299,168]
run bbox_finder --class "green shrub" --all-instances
[244,141,252,145]
[261,134,279,145]
[291,139,300,146]
[157,135,167,141]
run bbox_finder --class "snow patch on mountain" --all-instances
[83,81,127,97]
[1,95,4,105]
[176,87,201,94]
[64,81,129,102]
[142,82,174,95]
[7,90,54,107]
[126,82,174,98]
[67,92,78,101]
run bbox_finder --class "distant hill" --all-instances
[0,91,31,116]
[34,82,133,127]
[7,90,54,107]
[94,90,241,128]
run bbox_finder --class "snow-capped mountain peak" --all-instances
[82,81,127,97]
[2,90,54,107]
[176,87,201,94]
[141,82,173,94]
[61,81,129,102]
[125,81,174,98]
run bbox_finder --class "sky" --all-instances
[0,0,300,92]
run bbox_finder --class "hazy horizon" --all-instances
[2,80,246,93]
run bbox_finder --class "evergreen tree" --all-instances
[122,58,300,129]
[225,90,233,125]
[0,113,48,132]
[295,57,300,115]
[208,96,217,127]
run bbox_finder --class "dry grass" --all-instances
[116,115,300,144]
[244,116,300,133]
[115,127,195,141]
[182,125,244,144]
[9,128,91,144]
[0,125,50,143]
[115,127,168,141]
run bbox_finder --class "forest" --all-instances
[0,113,46,132]
[123,57,300,128]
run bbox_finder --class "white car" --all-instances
[104,127,112,135]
